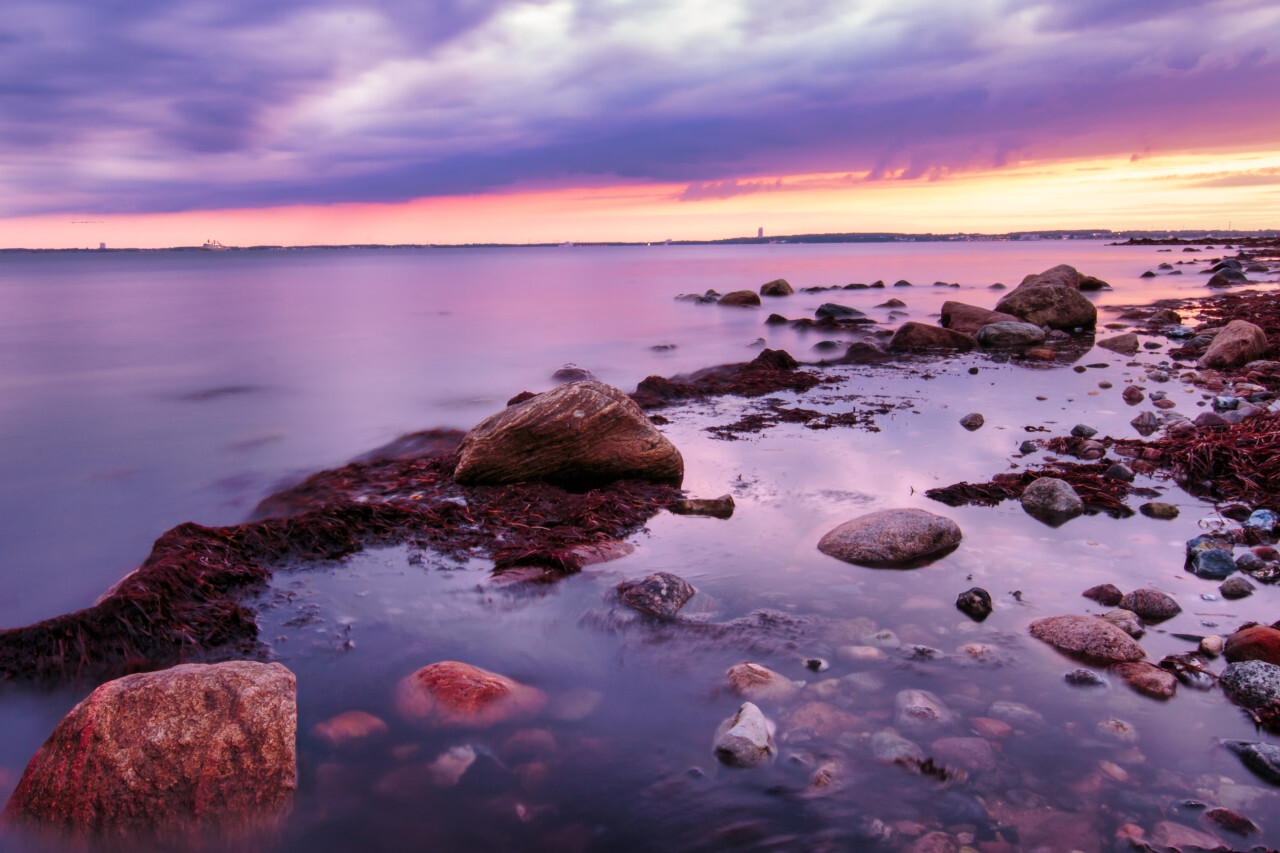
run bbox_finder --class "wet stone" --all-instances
[959,413,984,431]
[894,689,956,732]
[1204,806,1259,836]
[1065,669,1105,687]
[1130,411,1161,436]
[669,494,735,519]
[1104,463,1135,482]
[1119,588,1181,621]
[929,737,996,773]
[818,508,962,567]
[1122,385,1145,404]
[1028,614,1146,663]
[955,587,992,621]
[617,572,696,619]
[1018,440,1038,454]
[1100,609,1145,639]
[1224,626,1280,666]
[1190,548,1237,579]
[1140,502,1179,519]
[1220,576,1256,599]
[1020,478,1084,524]
[1082,583,1123,606]
[714,702,776,767]
[1070,424,1098,438]
[1110,661,1177,699]
[869,729,924,763]
[725,662,804,703]
[1220,660,1280,708]
[1224,740,1280,785]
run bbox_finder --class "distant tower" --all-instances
[99,242,106,251]
[757,227,764,239]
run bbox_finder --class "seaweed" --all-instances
[630,349,828,409]
[926,462,1155,518]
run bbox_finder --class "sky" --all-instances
[3,0,1279,247]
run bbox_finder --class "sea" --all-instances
[0,240,1276,851]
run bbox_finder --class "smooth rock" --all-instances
[976,321,1046,347]
[815,302,864,319]
[818,508,962,566]
[617,572,696,619]
[887,322,977,351]
[1119,588,1180,621]
[3,661,296,848]
[725,663,804,703]
[669,494,735,519]
[869,729,924,763]
[312,710,388,749]
[1148,821,1223,851]
[955,588,992,621]
[455,381,683,486]
[1203,320,1268,369]
[783,701,860,737]
[1224,740,1280,785]
[1224,626,1280,665]
[1019,477,1084,523]
[1100,609,1145,639]
[995,279,1098,330]
[713,702,776,767]
[1140,502,1179,519]
[1121,385,1146,404]
[1220,576,1256,600]
[718,290,762,307]
[759,278,793,297]
[1083,583,1123,606]
[1190,548,1236,579]
[939,301,1021,334]
[395,661,547,728]
[929,737,996,773]
[551,363,595,383]
[1065,668,1105,687]
[958,413,984,431]
[1104,463,1134,481]
[1028,614,1146,663]
[894,689,956,731]
[1204,806,1259,836]
[986,700,1045,730]
[1110,661,1177,699]
[1220,660,1280,707]
[1097,333,1139,354]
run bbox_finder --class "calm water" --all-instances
[1,242,1277,851]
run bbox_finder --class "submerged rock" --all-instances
[1140,501,1179,519]
[3,661,296,848]
[713,702,776,767]
[995,266,1098,330]
[1100,608,1145,638]
[455,380,684,486]
[955,588,992,621]
[617,572,696,619]
[1189,548,1236,579]
[1203,320,1268,369]
[312,710,388,749]
[1119,588,1181,621]
[1019,477,1084,523]
[1028,614,1146,663]
[395,661,547,729]
[1224,740,1280,785]
[894,688,956,731]
[1110,661,1177,699]
[1096,332,1139,354]
[718,290,762,307]
[817,508,962,566]
[1082,583,1123,606]
[815,302,864,319]
[725,662,803,703]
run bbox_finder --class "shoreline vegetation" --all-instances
[7,243,1280,848]
[4,231,1280,254]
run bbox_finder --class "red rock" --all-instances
[996,271,1098,329]
[395,661,547,729]
[1204,806,1258,836]
[1224,625,1280,666]
[726,662,803,703]
[1148,820,1222,850]
[1082,583,1123,606]
[939,301,1021,334]
[1029,614,1146,663]
[1110,661,1177,699]
[782,701,861,738]
[929,736,997,772]
[1024,348,1056,361]
[3,661,296,848]
[970,717,1012,739]
[903,830,958,853]
[1203,320,1267,369]
[888,322,977,351]
[312,710,388,749]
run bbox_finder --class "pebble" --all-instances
[955,587,992,621]
[1082,583,1123,606]
[1101,609,1145,639]
[1200,635,1224,657]
[1140,502,1179,519]
[1070,424,1097,438]
[713,702,776,767]
[959,413,984,431]
[1220,576,1256,599]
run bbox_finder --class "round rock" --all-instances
[1119,588,1181,621]
[1029,614,1146,663]
[1220,660,1280,708]
[817,508,962,567]
[1020,477,1084,523]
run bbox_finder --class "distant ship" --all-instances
[200,239,229,251]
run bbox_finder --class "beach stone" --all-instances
[1104,463,1134,481]
[669,494,735,518]
[815,302,864,319]
[1071,423,1097,438]
[1148,821,1222,850]
[1121,385,1145,404]
[1224,626,1280,665]
[759,278,793,297]
[312,710,388,749]
[551,363,595,383]
[986,700,1045,730]
[1083,583,1123,606]
[718,290,762,307]
[1100,609,1145,638]
[958,413,984,430]
[955,588,992,620]
[725,663,803,703]
[1204,806,1258,836]
[455,381,684,486]
[887,322,977,351]
[783,701,860,737]
[617,572,696,618]
[1220,660,1280,707]
[869,729,924,763]
[1028,614,1146,663]
[1065,668,1105,687]
[395,661,547,728]
[939,301,1021,334]
[969,717,1012,739]
[976,321,1045,347]
[1150,308,1182,324]
[1203,320,1268,369]
[817,508,962,566]
[1140,502,1179,519]
[1019,477,1084,523]
[2,661,296,848]
[995,274,1098,330]
[1201,635,1225,657]
[1096,333,1139,354]
[894,689,956,731]
[929,737,996,773]
[1096,718,1139,744]
[1110,661,1177,699]
[1220,576,1256,599]
[713,702,776,767]
[1119,588,1180,621]
[1224,740,1280,785]
[877,298,907,308]
[1190,548,1236,579]
[1018,440,1038,454]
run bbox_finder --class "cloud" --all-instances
[1,0,1279,216]
[1185,167,1280,189]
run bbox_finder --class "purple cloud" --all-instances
[1,0,1277,215]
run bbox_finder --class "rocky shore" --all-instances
[5,253,1280,850]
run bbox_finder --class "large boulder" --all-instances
[887,322,977,351]
[718,290,761,307]
[3,661,296,848]
[995,284,1097,330]
[939,302,1021,334]
[759,279,794,297]
[1202,320,1268,369]
[454,381,684,486]
[1029,614,1146,663]
[395,661,547,729]
[1225,625,1280,666]
[1015,264,1103,291]
[818,508,962,566]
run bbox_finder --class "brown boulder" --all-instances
[454,380,684,486]
[939,301,1021,334]
[1096,332,1139,354]
[759,278,794,296]
[1110,661,1177,699]
[887,322,977,351]
[395,661,547,729]
[3,661,296,848]
[1028,614,1146,663]
[1225,625,1280,666]
[995,284,1097,330]
[718,290,762,307]
[1202,320,1268,369]
[818,508,962,566]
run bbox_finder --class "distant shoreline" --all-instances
[3,228,1277,253]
